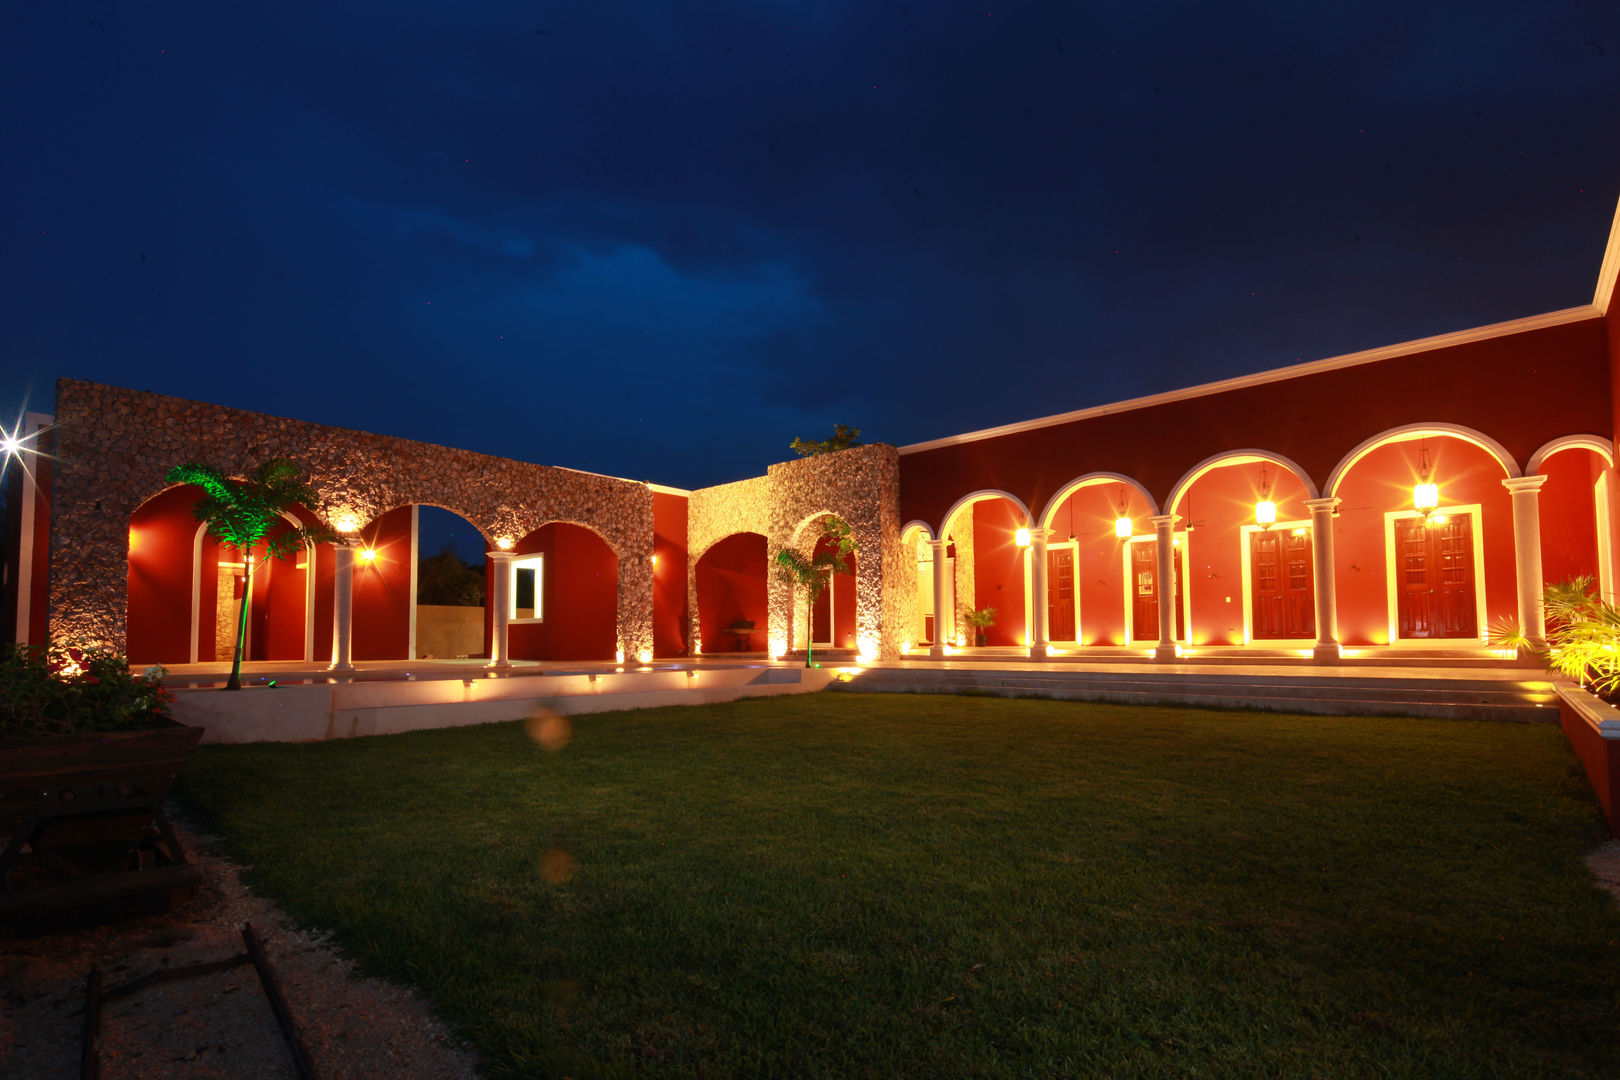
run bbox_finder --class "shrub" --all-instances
[0,645,174,738]
[1491,575,1620,702]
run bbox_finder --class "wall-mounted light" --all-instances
[1413,442,1439,520]
[651,553,659,568]
[1014,527,1031,548]
[332,513,360,535]
[359,548,377,564]
[495,536,514,550]
[1255,464,1276,530]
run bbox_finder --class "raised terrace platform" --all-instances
[161,650,1562,743]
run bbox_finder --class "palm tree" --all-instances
[774,516,857,668]
[165,458,341,689]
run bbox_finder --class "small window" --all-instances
[512,554,544,622]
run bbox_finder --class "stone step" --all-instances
[838,667,1555,723]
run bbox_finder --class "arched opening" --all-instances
[1168,454,1315,647]
[505,521,619,662]
[899,523,938,651]
[1330,432,1513,645]
[1040,479,1155,647]
[1531,441,1614,601]
[414,506,489,661]
[939,491,1029,648]
[128,485,325,665]
[783,515,859,653]
[695,532,768,654]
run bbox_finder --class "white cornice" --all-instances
[1595,196,1620,315]
[897,306,1600,455]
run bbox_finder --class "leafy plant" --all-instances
[0,644,173,738]
[774,516,857,668]
[962,607,998,629]
[789,423,862,458]
[165,458,342,690]
[1490,575,1620,700]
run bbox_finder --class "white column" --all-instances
[929,539,949,658]
[1028,527,1050,658]
[1304,497,1342,663]
[1151,514,1179,661]
[1503,475,1549,650]
[488,550,516,669]
[328,545,355,673]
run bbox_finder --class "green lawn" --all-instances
[176,693,1620,1079]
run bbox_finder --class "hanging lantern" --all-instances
[1414,443,1439,519]
[1114,486,1132,538]
[1255,464,1276,530]
[1014,527,1031,548]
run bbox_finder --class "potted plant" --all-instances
[1,644,203,932]
[962,607,998,647]
[1491,577,1620,836]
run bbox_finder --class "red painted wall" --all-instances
[127,485,205,665]
[1539,450,1602,587]
[1176,464,1312,646]
[352,506,415,661]
[900,317,1611,533]
[1332,438,1514,645]
[695,532,767,653]
[808,533,858,648]
[507,522,619,661]
[652,491,689,657]
[1046,483,1154,646]
[972,499,1027,647]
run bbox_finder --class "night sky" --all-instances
[8,2,1620,497]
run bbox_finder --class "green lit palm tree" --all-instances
[774,516,857,668]
[165,459,341,690]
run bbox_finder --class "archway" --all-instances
[1330,431,1512,645]
[1528,437,1615,602]
[939,491,1030,648]
[505,521,619,662]
[1040,477,1156,647]
[127,485,324,665]
[899,522,939,651]
[414,506,489,660]
[695,532,768,654]
[1167,453,1316,647]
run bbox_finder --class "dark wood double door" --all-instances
[1250,530,1315,640]
[1396,515,1477,638]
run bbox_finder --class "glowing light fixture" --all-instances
[496,536,514,550]
[1114,486,1132,538]
[359,548,376,564]
[637,649,653,664]
[1413,441,1440,520]
[769,637,787,659]
[1014,527,1031,548]
[1254,464,1276,530]
[332,513,360,535]
[615,648,626,663]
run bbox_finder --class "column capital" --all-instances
[1027,526,1051,544]
[1502,475,1549,495]
[1149,514,1179,529]
[927,537,949,551]
[488,549,518,563]
[1303,497,1342,514]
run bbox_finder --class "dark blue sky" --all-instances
[7,2,1620,492]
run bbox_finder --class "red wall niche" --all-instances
[1537,449,1603,588]
[696,532,767,653]
[808,532,858,649]
[652,491,689,657]
[127,484,208,665]
[506,522,619,662]
[352,506,415,661]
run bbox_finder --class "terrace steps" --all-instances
[838,664,1558,723]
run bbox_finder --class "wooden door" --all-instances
[812,567,833,646]
[1250,530,1315,639]
[1047,548,1076,641]
[1131,541,1185,642]
[1396,515,1477,638]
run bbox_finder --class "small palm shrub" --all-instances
[1491,576,1620,701]
[0,644,174,738]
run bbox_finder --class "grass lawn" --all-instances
[176,693,1620,1079]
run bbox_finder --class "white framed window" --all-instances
[511,554,544,622]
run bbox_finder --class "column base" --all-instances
[929,644,946,659]
[326,661,355,673]
[1153,642,1180,662]
[1311,642,1342,664]
[486,659,511,670]
[1027,643,1049,660]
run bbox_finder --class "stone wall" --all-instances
[685,444,904,660]
[48,380,655,658]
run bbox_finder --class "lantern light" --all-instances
[1114,515,1132,538]
[1414,443,1440,519]
[496,536,514,550]
[359,548,377,564]
[1014,527,1031,548]
[1255,464,1276,530]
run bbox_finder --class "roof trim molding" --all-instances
[1595,196,1620,315]
[897,306,1599,455]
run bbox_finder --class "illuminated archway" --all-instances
[694,532,768,654]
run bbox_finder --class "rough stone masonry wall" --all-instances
[766,444,904,659]
[48,380,655,658]
[685,474,775,650]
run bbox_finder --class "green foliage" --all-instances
[961,606,998,629]
[165,457,342,689]
[0,644,172,738]
[1491,575,1620,699]
[417,544,485,606]
[789,423,862,458]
